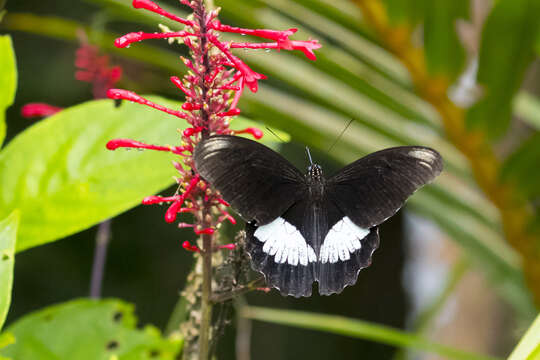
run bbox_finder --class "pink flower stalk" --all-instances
[106,0,320,250]
[75,42,122,99]
[20,103,63,118]
[21,40,122,119]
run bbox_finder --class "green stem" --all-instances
[199,231,213,360]
[241,306,500,360]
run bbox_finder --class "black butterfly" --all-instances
[194,135,443,297]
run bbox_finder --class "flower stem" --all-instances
[90,219,111,298]
[199,219,213,360]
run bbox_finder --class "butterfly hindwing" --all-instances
[194,135,307,225]
[326,146,443,229]
[318,227,380,295]
[247,194,380,297]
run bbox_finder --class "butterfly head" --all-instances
[307,164,323,182]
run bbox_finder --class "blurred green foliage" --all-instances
[0,0,539,359]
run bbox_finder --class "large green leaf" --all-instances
[0,299,182,359]
[0,211,18,330]
[467,0,540,139]
[0,97,274,252]
[0,35,17,148]
[423,0,468,80]
[508,314,540,360]
[241,306,500,360]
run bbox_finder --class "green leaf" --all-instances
[508,314,540,360]
[0,332,15,360]
[500,132,540,200]
[0,211,18,330]
[241,306,500,360]
[423,0,468,80]
[0,298,182,359]
[0,96,276,252]
[0,35,17,148]
[514,91,540,131]
[467,0,540,139]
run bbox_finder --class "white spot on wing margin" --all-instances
[408,149,437,170]
[255,217,316,266]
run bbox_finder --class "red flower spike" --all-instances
[210,21,297,43]
[106,138,176,153]
[183,126,204,137]
[115,31,194,48]
[165,200,183,223]
[170,76,195,97]
[217,108,241,117]
[109,0,320,255]
[216,198,230,207]
[218,211,237,225]
[182,102,201,111]
[132,0,194,26]
[182,241,200,253]
[178,222,195,228]
[230,40,321,61]
[218,244,236,250]
[230,77,244,110]
[195,228,215,235]
[206,34,266,92]
[142,195,181,205]
[21,103,63,118]
[234,127,263,139]
[107,89,188,119]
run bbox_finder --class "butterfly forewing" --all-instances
[194,135,306,225]
[326,146,443,229]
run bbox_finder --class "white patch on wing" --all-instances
[255,217,316,266]
[408,149,437,170]
[320,217,369,264]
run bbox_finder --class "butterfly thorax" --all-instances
[306,164,325,200]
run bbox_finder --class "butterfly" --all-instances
[194,135,443,297]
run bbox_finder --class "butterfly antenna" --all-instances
[305,146,314,166]
[327,118,354,153]
[265,126,285,142]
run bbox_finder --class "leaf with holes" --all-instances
[0,298,182,359]
[0,211,18,330]
[0,35,17,148]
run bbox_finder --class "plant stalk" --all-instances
[90,219,111,298]
[199,230,213,360]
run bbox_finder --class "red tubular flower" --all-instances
[106,0,320,244]
[21,103,63,118]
